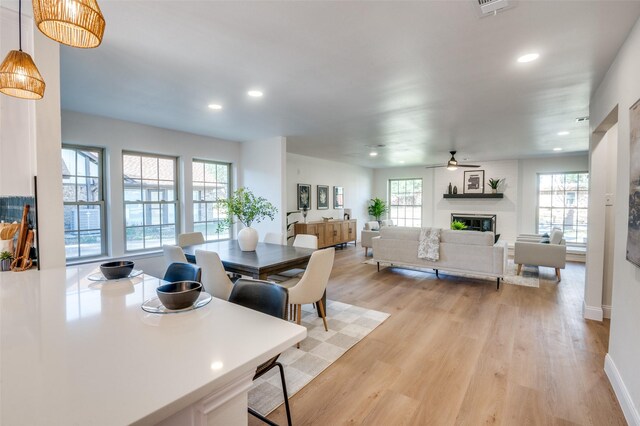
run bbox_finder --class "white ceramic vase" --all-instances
[237,227,259,251]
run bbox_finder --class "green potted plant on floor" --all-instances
[1,250,12,271]
[368,198,388,224]
[451,220,468,230]
[218,187,278,252]
[487,178,503,194]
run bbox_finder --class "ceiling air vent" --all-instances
[478,0,510,15]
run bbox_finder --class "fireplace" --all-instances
[451,213,496,233]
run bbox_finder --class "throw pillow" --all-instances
[550,229,563,245]
[540,237,550,244]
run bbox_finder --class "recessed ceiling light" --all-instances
[208,104,222,110]
[399,160,405,164]
[553,147,563,151]
[369,152,378,157]
[557,131,570,136]
[517,53,539,63]
[247,90,263,98]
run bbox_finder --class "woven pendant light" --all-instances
[0,0,46,100]
[33,0,106,49]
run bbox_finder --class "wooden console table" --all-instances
[295,219,357,248]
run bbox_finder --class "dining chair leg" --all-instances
[276,362,293,426]
[296,304,302,349]
[317,299,329,332]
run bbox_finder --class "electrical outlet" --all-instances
[605,193,614,206]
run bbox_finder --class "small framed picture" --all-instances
[464,170,485,194]
[333,186,344,209]
[297,184,311,210]
[317,185,329,209]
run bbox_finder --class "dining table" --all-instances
[182,240,315,280]
[0,263,306,425]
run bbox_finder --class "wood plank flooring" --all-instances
[252,245,625,426]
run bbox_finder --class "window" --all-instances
[537,172,589,244]
[192,160,231,241]
[123,152,178,251]
[388,178,422,227]
[62,146,105,259]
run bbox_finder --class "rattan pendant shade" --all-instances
[0,50,46,100]
[33,0,106,49]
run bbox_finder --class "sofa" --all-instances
[361,220,393,256]
[372,227,508,289]
[514,229,566,281]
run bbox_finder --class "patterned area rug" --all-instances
[362,258,541,288]
[248,300,390,416]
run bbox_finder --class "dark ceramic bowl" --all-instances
[100,261,135,280]
[156,281,202,310]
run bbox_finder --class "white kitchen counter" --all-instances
[0,265,306,425]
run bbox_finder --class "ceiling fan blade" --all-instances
[424,165,447,169]
[457,164,481,168]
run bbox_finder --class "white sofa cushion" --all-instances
[550,229,563,245]
[381,219,394,227]
[441,230,494,246]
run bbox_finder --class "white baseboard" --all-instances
[604,354,640,426]
[583,301,604,321]
[603,304,612,319]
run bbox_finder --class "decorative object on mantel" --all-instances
[0,251,12,272]
[32,0,106,48]
[333,186,344,209]
[487,178,503,194]
[218,188,277,252]
[453,185,458,194]
[0,0,46,100]
[627,98,640,267]
[317,185,329,210]
[448,182,453,194]
[368,197,388,223]
[451,220,468,230]
[464,170,485,194]
[297,183,311,210]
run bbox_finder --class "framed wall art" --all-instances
[627,98,640,267]
[297,184,311,210]
[317,185,329,210]
[464,170,485,194]
[333,186,344,209]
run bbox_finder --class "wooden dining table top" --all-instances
[182,240,315,279]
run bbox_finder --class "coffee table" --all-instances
[182,240,314,280]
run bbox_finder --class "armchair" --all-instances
[514,229,567,281]
[361,220,394,256]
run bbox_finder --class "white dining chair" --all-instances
[264,232,285,245]
[178,232,205,247]
[278,248,335,346]
[163,245,187,267]
[195,249,234,300]
[293,234,318,250]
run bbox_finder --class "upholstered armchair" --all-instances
[514,229,567,281]
[361,220,394,256]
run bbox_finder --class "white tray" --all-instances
[141,292,212,314]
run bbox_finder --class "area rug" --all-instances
[248,300,390,416]
[362,258,541,288]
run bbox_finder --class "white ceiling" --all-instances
[59,1,640,168]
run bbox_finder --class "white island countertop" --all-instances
[0,265,306,425]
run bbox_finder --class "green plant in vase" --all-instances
[217,187,278,251]
[451,220,468,230]
[487,178,503,194]
[368,198,388,223]
[0,250,12,271]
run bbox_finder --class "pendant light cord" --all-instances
[18,0,22,51]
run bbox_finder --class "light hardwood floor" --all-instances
[253,245,625,426]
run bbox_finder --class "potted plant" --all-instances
[218,187,278,251]
[1,250,12,271]
[451,220,468,230]
[487,178,503,194]
[368,198,388,223]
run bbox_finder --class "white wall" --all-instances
[372,155,588,245]
[61,111,242,259]
[590,16,640,426]
[286,153,373,231]
[240,137,287,237]
[0,7,65,268]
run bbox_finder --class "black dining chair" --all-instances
[163,262,202,283]
[228,279,293,426]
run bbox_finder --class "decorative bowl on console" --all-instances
[100,261,135,280]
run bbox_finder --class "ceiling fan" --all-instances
[425,151,480,171]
